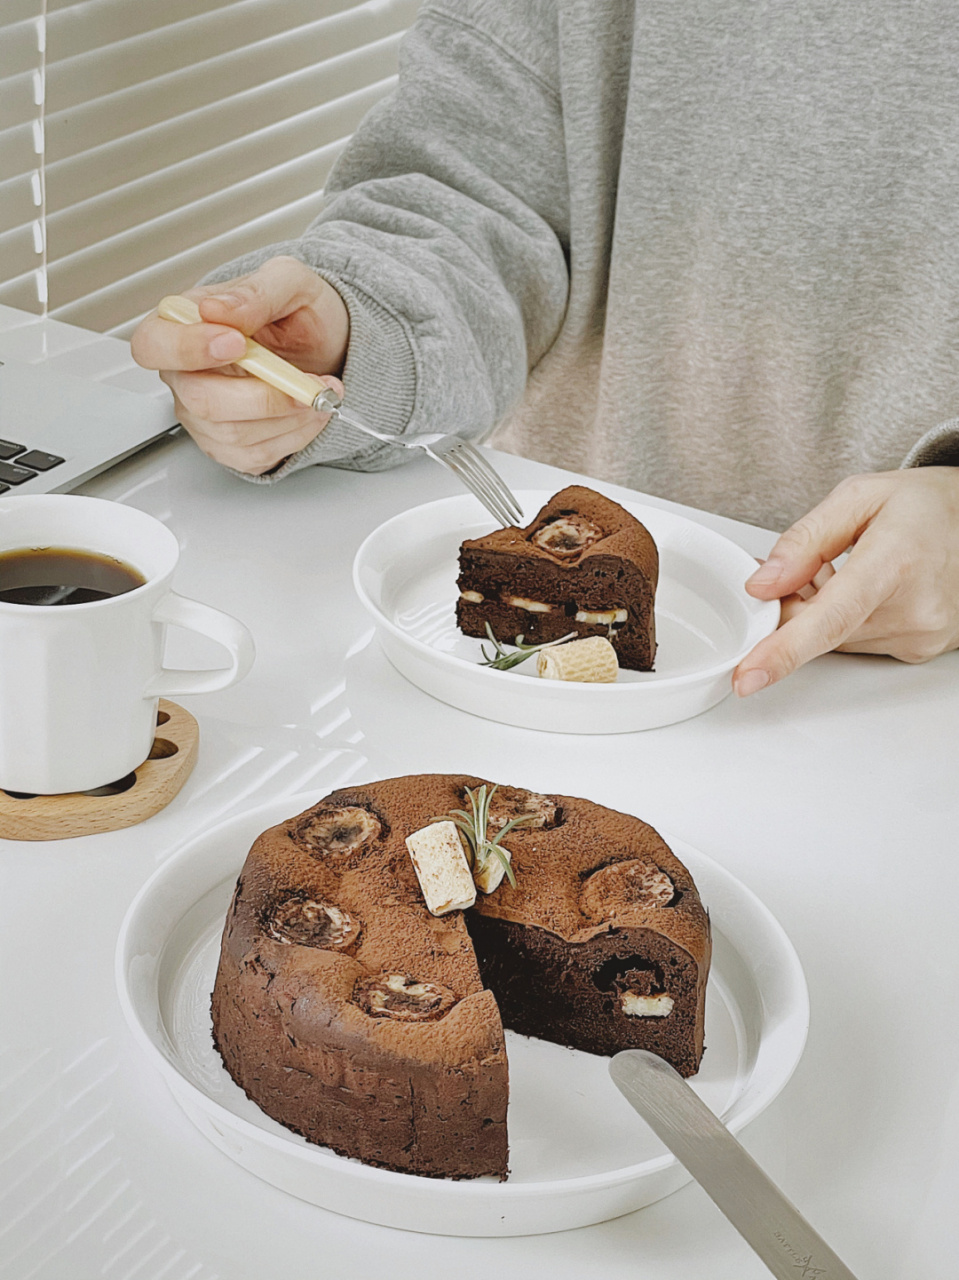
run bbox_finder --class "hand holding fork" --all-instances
[141,275,522,527]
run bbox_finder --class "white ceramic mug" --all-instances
[0,494,255,794]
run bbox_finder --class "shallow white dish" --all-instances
[352,491,780,734]
[116,791,808,1238]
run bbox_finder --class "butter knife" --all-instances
[610,1050,859,1279]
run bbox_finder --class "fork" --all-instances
[157,295,524,528]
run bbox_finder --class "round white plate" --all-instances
[116,792,808,1238]
[352,491,779,734]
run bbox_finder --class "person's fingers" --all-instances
[833,633,945,661]
[753,583,950,665]
[789,561,836,601]
[777,593,809,622]
[166,368,336,424]
[765,597,941,660]
[134,257,328,373]
[744,475,890,599]
[830,607,957,661]
[176,370,343,471]
[181,411,315,455]
[131,309,248,372]
[187,413,330,475]
[195,256,324,336]
[164,369,292,424]
[734,537,895,694]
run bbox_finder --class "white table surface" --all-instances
[1,308,956,1280]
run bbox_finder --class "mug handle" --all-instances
[143,591,255,697]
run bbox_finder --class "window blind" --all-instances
[0,0,421,338]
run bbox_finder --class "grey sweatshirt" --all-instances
[210,0,959,531]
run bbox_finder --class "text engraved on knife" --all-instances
[774,1232,828,1278]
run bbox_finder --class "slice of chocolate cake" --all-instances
[456,486,658,671]
[211,776,711,1181]
[468,784,709,1075]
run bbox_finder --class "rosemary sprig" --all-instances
[479,622,577,671]
[434,784,538,889]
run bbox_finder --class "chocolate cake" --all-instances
[456,486,659,671]
[211,775,710,1180]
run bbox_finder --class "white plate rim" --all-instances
[115,789,810,1201]
[352,491,780,695]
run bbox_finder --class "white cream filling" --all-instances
[466,593,627,623]
[620,992,674,1018]
[505,596,554,613]
[576,608,628,625]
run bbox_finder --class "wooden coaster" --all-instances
[0,700,199,842]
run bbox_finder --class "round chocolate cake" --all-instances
[211,775,710,1180]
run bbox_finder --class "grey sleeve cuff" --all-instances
[221,272,418,486]
[901,418,959,468]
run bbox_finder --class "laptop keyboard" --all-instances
[0,440,65,492]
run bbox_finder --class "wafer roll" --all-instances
[536,636,619,683]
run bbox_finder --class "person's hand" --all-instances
[131,256,350,475]
[733,467,959,695]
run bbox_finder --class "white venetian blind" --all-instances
[0,0,420,337]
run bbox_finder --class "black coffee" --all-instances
[0,546,146,606]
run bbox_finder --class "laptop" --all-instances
[0,357,180,495]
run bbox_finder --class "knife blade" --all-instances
[610,1050,859,1279]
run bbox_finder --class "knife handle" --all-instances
[156,294,342,414]
[610,1051,859,1280]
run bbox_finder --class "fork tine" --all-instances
[444,450,520,527]
[342,399,523,524]
[448,442,524,525]
[443,460,515,527]
[440,453,517,527]
[452,443,524,525]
